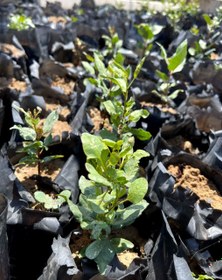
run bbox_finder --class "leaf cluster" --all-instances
[83,53,151,140]
[8,13,35,31]
[135,23,163,57]
[10,106,63,175]
[65,132,149,273]
[101,27,123,60]
[153,39,187,104]
[34,190,71,210]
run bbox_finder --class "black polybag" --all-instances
[149,153,222,240]
[145,211,193,280]
[0,194,9,280]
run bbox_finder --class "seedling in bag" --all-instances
[10,105,63,176]
[154,39,188,105]
[63,132,149,274]
[83,53,151,141]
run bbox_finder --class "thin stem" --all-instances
[37,161,41,176]
[37,148,42,176]
[118,90,128,137]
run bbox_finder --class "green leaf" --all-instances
[34,191,46,203]
[168,89,184,99]
[22,141,43,154]
[85,239,106,260]
[127,177,148,203]
[10,125,36,141]
[156,69,169,82]
[34,191,63,210]
[168,39,187,73]
[57,190,71,201]
[133,149,150,160]
[128,109,149,122]
[44,134,53,147]
[94,53,106,75]
[79,176,96,196]
[110,238,134,253]
[128,128,152,141]
[157,42,168,63]
[203,13,213,27]
[114,52,125,65]
[87,77,98,86]
[89,221,111,239]
[100,129,118,142]
[18,155,38,165]
[103,100,116,116]
[152,24,163,35]
[81,133,108,161]
[42,155,63,163]
[136,23,154,41]
[67,200,83,222]
[82,61,95,75]
[124,149,149,180]
[119,136,134,157]
[95,243,115,274]
[113,200,148,228]
[108,60,128,80]
[102,76,127,93]
[43,110,59,135]
[133,56,146,81]
[109,152,119,165]
[83,196,106,214]
[86,163,112,187]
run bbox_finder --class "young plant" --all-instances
[188,14,219,60]
[159,0,199,30]
[188,38,216,60]
[83,53,151,140]
[10,106,63,176]
[101,26,124,62]
[154,39,188,105]
[134,23,163,57]
[64,132,149,274]
[8,13,35,31]
[34,190,70,211]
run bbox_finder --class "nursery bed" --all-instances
[1,0,222,279]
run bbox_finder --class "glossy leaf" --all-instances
[168,39,187,73]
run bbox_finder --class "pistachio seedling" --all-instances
[10,105,63,176]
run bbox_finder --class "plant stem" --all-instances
[37,161,41,176]
[118,90,128,137]
[37,148,42,176]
